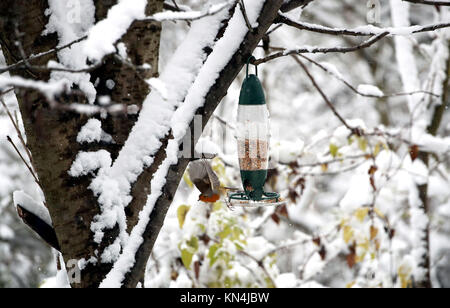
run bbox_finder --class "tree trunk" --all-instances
[0,0,163,288]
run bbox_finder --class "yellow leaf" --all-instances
[346,281,356,288]
[374,142,382,157]
[343,226,354,244]
[321,163,329,172]
[398,263,413,289]
[183,171,194,189]
[177,205,190,229]
[330,144,339,158]
[374,207,385,220]
[358,137,368,152]
[354,207,369,222]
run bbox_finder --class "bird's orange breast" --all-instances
[199,194,220,203]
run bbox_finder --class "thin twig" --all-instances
[292,55,360,134]
[6,136,42,188]
[239,0,254,32]
[0,36,87,74]
[298,54,439,98]
[0,98,33,164]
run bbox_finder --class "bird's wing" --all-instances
[203,160,221,193]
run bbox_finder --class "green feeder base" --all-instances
[228,191,285,208]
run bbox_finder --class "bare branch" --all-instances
[239,0,255,32]
[6,135,41,188]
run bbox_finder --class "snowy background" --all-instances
[0,0,449,288]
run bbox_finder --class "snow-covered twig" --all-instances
[298,54,439,99]
[0,36,87,74]
[143,0,237,22]
[402,0,450,6]
[278,14,450,37]
[292,55,360,134]
[0,75,130,116]
[254,32,389,64]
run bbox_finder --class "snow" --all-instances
[106,79,116,90]
[43,0,97,103]
[83,0,148,62]
[99,0,267,288]
[148,1,234,22]
[319,62,344,80]
[357,84,385,97]
[390,0,422,113]
[0,75,68,99]
[77,119,114,144]
[147,78,168,100]
[280,13,450,37]
[275,273,297,288]
[195,138,220,157]
[13,191,52,226]
[87,0,235,257]
[68,150,112,177]
[271,139,305,164]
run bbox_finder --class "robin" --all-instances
[188,159,223,203]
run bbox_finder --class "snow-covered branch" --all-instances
[99,0,284,288]
[402,0,450,6]
[278,14,450,37]
[143,0,237,22]
[254,32,389,64]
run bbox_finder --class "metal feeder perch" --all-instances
[228,57,286,208]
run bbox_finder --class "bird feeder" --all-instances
[228,57,285,208]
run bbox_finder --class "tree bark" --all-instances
[0,0,163,288]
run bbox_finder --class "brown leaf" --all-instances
[277,204,289,218]
[347,244,356,269]
[370,226,379,240]
[194,261,201,279]
[288,188,298,203]
[368,165,378,175]
[271,213,280,225]
[319,245,327,261]
[410,145,419,162]
[312,237,321,247]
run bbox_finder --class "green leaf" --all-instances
[224,277,232,288]
[187,236,199,250]
[330,144,339,157]
[177,205,190,229]
[218,225,232,240]
[358,137,368,152]
[208,244,220,266]
[198,224,206,233]
[181,249,194,269]
[235,243,244,251]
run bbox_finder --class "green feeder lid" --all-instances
[239,57,266,106]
